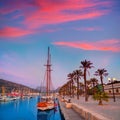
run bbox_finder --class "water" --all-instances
[0,97,64,120]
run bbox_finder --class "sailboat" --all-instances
[37,47,55,111]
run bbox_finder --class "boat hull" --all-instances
[37,106,55,111]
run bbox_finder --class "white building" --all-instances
[104,82,120,97]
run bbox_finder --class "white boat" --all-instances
[0,96,7,102]
[11,96,20,100]
[0,96,14,102]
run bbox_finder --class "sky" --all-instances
[0,0,120,89]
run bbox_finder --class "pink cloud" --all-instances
[99,39,120,44]
[0,26,61,38]
[74,27,102,31]
[53,39,120,52]
[0,27,34,37]
[34,0,111,13]
[42,28,61,33]
[24,10,109,29]
[23,0,111,28]
[0,0,113,32]
[1,0,111,28]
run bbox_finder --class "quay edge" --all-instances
[72,103,109,120]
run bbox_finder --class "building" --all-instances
[104,81,120,97]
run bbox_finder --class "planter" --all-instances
[65,103,72,108]
[61,99,65,102]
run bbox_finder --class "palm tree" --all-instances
[66,82,70,96]
[79,82,84,95]
[90,78,98,88]
[68,73,74,98]
[90,78,98,94]
[93,91,109,105]
[73,69,83,100]
[59,84,65,96]
[80,59,93,101]
[94,69,108,92]
[86,80,91,87]
[86,80,93,95]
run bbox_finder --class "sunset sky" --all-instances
[0,0,120,89]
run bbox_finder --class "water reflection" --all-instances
[14,100,19,112]
[37,109,55,120]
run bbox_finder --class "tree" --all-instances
[79,82,84,95]
[86,80,92,95]
[86,80,91,87]
[80,59,93,101]
[66,82,70,96]
[93,91,109,105]
[73,69,83,100]
[90,78,98,94]
[94,69,108,92]
[90,78,98,87]
[68,73,74,98]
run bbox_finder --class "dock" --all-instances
[59,99,84,120]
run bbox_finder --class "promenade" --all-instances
[59,98,85,120]
[64,96,120,120]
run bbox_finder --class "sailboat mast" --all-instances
[46,47,51,96]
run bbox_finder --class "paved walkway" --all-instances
[65,96,120,120]
[59,99,84,120]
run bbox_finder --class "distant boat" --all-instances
[37,47,55,111]
[0,87,20,102]
[0,95,16,102]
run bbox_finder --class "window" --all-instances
[116,89,119,93]
[109,90,111,93]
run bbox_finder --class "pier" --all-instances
[59,98,84,120]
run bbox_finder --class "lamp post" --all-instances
[108,78,116,102]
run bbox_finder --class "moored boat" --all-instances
[37,47,55,111]
[0,95,15,102]
[37,101,55,111]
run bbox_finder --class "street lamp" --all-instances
[108,78,116,102]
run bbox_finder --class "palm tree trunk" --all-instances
[69,83,70,97]
[77,77,79,100]
[66,86,67,96]
[93,82,95,94]
[98,92,103,105]
[100,76,104,92]
[84,69,88,101]
[99,99,102,105]
[72,79,74,98]
[70,82,72,98]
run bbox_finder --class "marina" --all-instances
[0,47,65,120]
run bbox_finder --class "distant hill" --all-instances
[36,86,46,92]
[0,79,37,93]
[36,86,60,93]
[55,87,60,92]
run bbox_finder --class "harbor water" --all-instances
[0,97,64,120]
